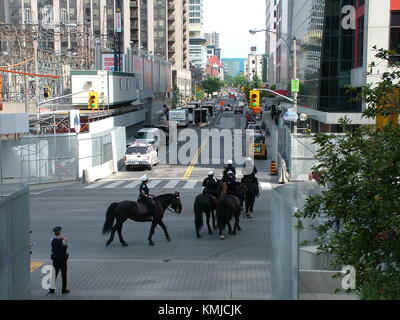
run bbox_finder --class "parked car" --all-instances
[124,142,159,170]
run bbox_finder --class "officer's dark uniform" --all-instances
[139,182,156,215]
[203,176,217,197]
[242,164,260,196]
[222,165,236,181]
[224,176,243,209]
[50,227,69,294]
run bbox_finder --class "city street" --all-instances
[29,110,276,300]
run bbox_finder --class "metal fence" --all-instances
[0,127,125,184]
[0,184,31,300]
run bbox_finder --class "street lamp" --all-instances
[249,28,299,133]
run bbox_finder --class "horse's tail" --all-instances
[102,202,118,235]
[217,200,228,231]
[194,197,204,231]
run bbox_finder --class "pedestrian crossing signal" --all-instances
[88,91,98,110]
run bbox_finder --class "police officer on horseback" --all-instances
[242,157,260,197]
[203,171,218,197]
[223,171,244,212]
[222,160,236,182]
[139,175,156,216]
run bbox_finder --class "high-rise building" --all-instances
[245,48,263,81]
[204,32,220,48]
[221,58,246,77]
[0,0,191,99]
[273,0,400,132]
[188,0,207,72]
[265,0,277,85]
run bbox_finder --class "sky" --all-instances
[202,0,266,59]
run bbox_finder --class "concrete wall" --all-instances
[0,184,31,300]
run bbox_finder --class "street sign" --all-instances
[291,79,300,93]
[283,110,298,122]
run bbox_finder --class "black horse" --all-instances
[102,192,182,246]
[194,179,223,238]
[241,179,258,218]
[216,183,245,240]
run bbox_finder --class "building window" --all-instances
[390,11,400,64]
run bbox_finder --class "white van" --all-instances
[169,109,189,127]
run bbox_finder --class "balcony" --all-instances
[168,13,175,22]
[130,0,138,7]
[168,3,175,12]
[168,35,175,43]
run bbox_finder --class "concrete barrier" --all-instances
[82,160,115,183]
[0,184,31,300]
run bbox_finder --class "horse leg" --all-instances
[148,220,157,246]
[206,211,213,235]
[106,224,117,246]
[158,220,171,242]
[211,211,217,230]
[219,226,224,240]
[227,221,233,235]
[116,220,128,247]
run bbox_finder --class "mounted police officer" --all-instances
[139,175,156,216]
[223,171,244,212]
[203,171,218,197]
[222,160,236,182]
[242,157,260,197]
[49,226,70,295]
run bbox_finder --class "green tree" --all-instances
[296,48,400,299]
[169,84,182,108]
[200,77,224,95]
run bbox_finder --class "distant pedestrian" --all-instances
[49,226,70,295]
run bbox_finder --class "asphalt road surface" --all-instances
[29,110,277,300]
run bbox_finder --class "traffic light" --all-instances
[88,91,98,110]
[43,86,50,99]
[249,90,260,109]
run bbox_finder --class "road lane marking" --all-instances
[30,261,44,273]
[183,136,209,180]
[260,182,272,191]
[183,180,198,189]
[104,181,126,189]
[147,180,162,188]
[85,182,108,189]
[163,180,180,189]
[122,181,141,189]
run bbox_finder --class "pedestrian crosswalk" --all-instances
[84,179,273,191]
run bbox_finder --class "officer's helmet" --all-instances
[141,175,148,182]
[246,157,253,162]
[208,171,214,176]
[227,160,233,165]
[227,171,234,177]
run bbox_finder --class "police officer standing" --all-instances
[139,175,156,216]
[242,157,260,197]
[49,226,70,295]
[203,171,218,197]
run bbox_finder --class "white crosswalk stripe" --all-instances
[163,180,180,189]
[183,180,198,189]
[122,181,141,189]
[260,182,272,191]
[85,182,108,189]
[84,180,273,191]
[104,181,126,189]
[147,180,162,188]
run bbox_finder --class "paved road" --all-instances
[29,110,276,300]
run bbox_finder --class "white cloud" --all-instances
[203,0,266,58]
